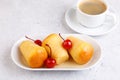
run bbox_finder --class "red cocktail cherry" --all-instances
[44,58,56,68]
[44,44,56,68]
[25,36,42,46]
[59,33,72,50]
[62,39,72,49]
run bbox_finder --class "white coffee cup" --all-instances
[76,0,114,28]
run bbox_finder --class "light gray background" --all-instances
[0,0,120,80]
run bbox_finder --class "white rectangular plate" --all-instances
[11,34,101,71]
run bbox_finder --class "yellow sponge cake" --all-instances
[67,36,94,65]
[19,40,48,68]
[42,33,69,64]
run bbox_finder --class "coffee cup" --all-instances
[76,0,115,28]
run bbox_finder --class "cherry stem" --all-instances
[25,36,35,41]
[45,44,52,57]
[59,33,64,41]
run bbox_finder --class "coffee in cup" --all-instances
[76,0,108,27]
[78,0,107,15]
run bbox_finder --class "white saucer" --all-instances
[65,7,119,36]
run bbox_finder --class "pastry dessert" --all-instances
[67,36,94,65]
[42,33,69,64]
[19,40,48,68]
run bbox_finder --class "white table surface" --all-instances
[0,0,120,80]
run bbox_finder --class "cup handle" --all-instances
[106,11,117,24]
